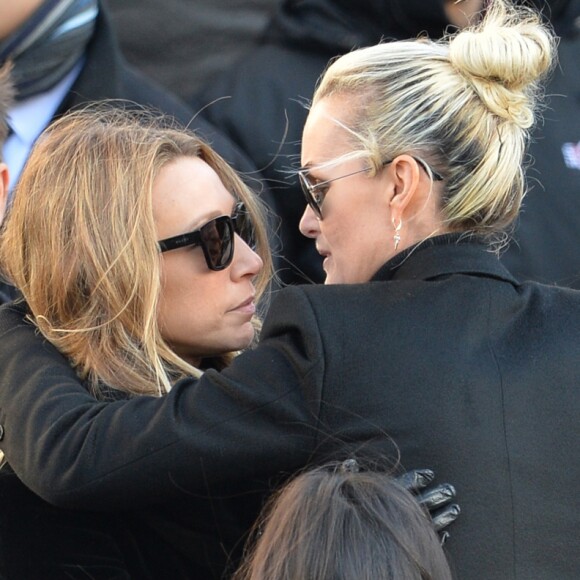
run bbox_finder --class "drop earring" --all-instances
[392,218,402,251]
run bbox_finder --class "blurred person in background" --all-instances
[0,62,14,243]
[500,0,580,287]
[104,0,281,100]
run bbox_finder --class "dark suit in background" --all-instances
[68,3,262,174]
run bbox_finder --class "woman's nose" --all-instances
[232,234,263,278]
[299,204,321,239]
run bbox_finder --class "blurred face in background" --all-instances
[444,0,485,28]
[0,0,43,40]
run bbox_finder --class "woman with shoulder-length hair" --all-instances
[0,105,273,578]
[1,105,272,390]
[0,1,576,578]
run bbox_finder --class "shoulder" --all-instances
[264,282,408,339]
[0,283,20,307]
[268,283,359,316]
[0,301,32,337]
[272,274,580,331]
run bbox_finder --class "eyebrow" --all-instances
[298,160,338,173]
[298,164,326,176]
[183,213,217,233]
[177,201,239,234]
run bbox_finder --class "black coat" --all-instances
[0,464,206,579]
[0,236,579,579]
[0,461,265,579]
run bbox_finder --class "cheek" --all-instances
[157,275,231,359]
[324,213,369,262]
[158,288,255,359]
[157,256,219,338]
[324,216,390,282]
[157,257,255,358]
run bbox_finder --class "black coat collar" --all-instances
[371,234,519,285]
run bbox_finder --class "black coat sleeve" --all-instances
[0,289,325,510]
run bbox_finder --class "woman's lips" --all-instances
[231,296,256,314]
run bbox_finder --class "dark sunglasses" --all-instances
[298,157,444,219]
[158,202,254,271]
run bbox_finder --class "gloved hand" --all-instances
[395,468,460,543]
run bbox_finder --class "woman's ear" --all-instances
[0,163,9,224]
[388,155,422,224]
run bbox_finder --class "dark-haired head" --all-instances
[235,461,453,580]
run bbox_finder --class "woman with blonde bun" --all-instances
[0,1,577,578]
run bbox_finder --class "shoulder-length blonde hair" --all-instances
[0,105,272,398]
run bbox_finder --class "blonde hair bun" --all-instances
[448,0,555,128]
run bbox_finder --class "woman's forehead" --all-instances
[302,97,355,166]
[152,157,235,236]
[153,157,228,202]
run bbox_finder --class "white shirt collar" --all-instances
[4,61,83,193]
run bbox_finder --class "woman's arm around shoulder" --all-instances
[0,289,325,510]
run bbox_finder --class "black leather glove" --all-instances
[396,468,460,542]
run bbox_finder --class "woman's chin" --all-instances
[232,324,257,350]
